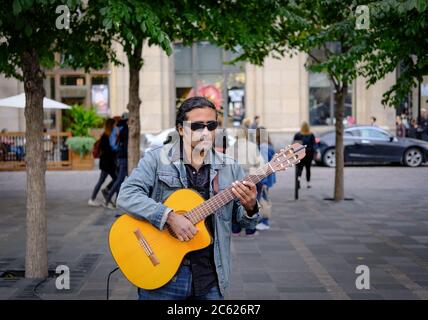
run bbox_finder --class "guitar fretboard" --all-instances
[185,163,274,224]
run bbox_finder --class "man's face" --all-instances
[178,107,217,152]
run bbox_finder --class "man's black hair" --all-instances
[175,96,217,129]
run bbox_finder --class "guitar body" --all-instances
[109,188,212,290]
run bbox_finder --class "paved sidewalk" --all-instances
[0,165,427,300]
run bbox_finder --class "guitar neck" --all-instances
[185,163,274,224]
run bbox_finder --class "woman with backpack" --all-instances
[104,114,129,209]
[88,118,117,206]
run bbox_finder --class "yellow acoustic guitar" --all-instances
[109,143,306,289]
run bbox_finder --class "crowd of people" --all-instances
[91,106,428,229]
[0,128,25,161]
[392,108,428,140]
[88,113,129,209]
[228,115,277,237]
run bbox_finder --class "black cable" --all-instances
[1,270,47,300]
[32,277,49,300]
[106,266,119,300]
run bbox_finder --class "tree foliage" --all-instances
[66,104,104,137]
[361,0,428,106]
[0,0,117,278]
[0,0,116,78]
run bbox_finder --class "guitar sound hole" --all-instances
[165,211,194,239]
[166,225,178,238]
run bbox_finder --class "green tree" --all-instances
[260,0,427,199]
[0,0,114,278]
[162,0,367,200]
[92,1,173,173]
[66,104,104,137]
[92,0,281,173]
[203,0,427,200]
[360,0,428,108]
[275,0,367,201]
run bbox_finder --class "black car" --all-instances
[316,125,428,167]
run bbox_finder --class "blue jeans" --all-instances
[137,265,224,300]
[91,169,116,201]
[231,182,264,235]
[256,184,269,226]
[107,158,127,203]
[231,223,257,235]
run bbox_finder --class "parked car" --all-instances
[316,125,428,167]
[141,128,176,154]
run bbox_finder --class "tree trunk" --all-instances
[127,43,143,174]
[333,83,348,202]
[22,49,48,278]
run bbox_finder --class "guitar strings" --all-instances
[186,146,301,224]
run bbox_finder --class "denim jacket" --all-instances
[116,140,262,296]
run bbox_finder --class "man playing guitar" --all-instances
[116,96,262,300]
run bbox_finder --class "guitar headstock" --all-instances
[270,143,306,172]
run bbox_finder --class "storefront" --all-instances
[174,41,246,127]
[309,72,353,126]
[44,55,111,131]
[0,41,408,135]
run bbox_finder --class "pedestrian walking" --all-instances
[255,127,276,231]
[88,118,117,206]
[104,113,129,209]
[250,115,260,129]
[396,116,406,138]
[293,122,316,189]
[407,118,420,139]
[242,117,251,129]
[419,108,428,141]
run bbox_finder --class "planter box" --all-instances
[71,150,94,170]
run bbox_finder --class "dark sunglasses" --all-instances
[189,121,219,131]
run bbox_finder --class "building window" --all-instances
[91,77,109,115]
[92,76,108,85]
[309,72,353,125]
[174,42,245,127]
[60,75,85,86]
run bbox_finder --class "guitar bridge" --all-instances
[134,229,160,266]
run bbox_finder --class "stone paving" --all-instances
[0,164,427,300]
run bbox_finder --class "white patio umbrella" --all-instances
[0,93,71,109]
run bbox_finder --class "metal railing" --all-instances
[0,132,72,171]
